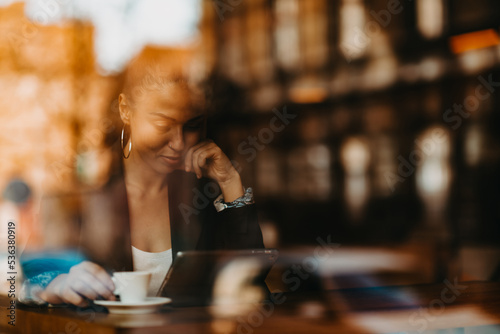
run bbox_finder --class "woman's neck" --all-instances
[123,156,169,197]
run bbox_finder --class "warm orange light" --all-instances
[289,86,329,104]
[449,29,500,54]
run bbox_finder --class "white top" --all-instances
[131,246,172,296]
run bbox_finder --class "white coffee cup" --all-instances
[112,271,152,303]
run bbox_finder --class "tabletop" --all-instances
[2,280,500,334]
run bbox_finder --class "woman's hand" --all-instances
[184,140,244,202]
[39,261,115,307]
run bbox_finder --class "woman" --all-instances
[22,58,264,306]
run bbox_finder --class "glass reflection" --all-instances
[340,137,371,222]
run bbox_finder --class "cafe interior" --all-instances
[1,0,500,333]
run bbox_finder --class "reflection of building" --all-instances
[0,3,103,194]
[0,3,195,196]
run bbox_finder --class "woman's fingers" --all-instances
[184,141,205,173]
[193,144,223,179]
[41,262,116,307]
[79,261,115,293]
[60,284,87,307]
[192,147,210,178]
[72,271,115,300]
[66,278,96,301]
[183,140,237,184]
[63,261,115,303]
[195,146,221,175]
[184,147,193,172]
[185,141,214,178]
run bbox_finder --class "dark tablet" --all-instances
[156,249,279,307]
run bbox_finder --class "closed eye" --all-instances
[184,122,202,131]
[184,116,204,131]
[154,122,172,131]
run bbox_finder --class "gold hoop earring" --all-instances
[121,126,132,159]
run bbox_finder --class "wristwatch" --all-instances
[213,187,254,212]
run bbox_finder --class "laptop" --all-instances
[156,249,278,307]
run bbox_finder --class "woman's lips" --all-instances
[161,155,182,165]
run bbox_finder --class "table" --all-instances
[2,281,500,334]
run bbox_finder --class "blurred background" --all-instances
[1,0,500,291]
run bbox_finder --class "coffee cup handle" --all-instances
[111,276,120,295]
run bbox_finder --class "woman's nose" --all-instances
[169,127,185,152]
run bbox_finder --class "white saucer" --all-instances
[94,297,172,314]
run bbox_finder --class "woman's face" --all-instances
[123,83,205,175]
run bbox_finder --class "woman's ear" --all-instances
[118,93,131,125]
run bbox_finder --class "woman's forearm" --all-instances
[218,169,244,203]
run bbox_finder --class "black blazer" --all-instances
[73,170,264,273]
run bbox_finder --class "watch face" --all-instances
[214,201,226,212]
